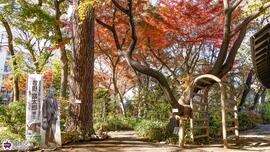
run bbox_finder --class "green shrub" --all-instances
[238,111,262,130]
[134,120,167,141]
[261,102,270,123]
[94,116,135,132]
[0,101,26,138]
[209,111,222,137]
[0,130,23,142]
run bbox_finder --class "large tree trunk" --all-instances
[0,14,20,102]
[238,70,254,111]
[68,0,95,137]
[54,0,69,98]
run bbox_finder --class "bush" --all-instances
[261,102,270,123]
[0,130,23,142]
[238,111,262,130]
[94,116,135,132]
[134,120,167,141]
[0,101,26,138]
[209,111,222,138]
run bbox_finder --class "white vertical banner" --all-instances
[26,74,43,143]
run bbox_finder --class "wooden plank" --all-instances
[199,79,212,84]
[225,109,237,112]
[226,127,238,132]
[190,99,195,143]
[227,135,237,139]
[254,44,268,56]
[192,93,204,97]
[234,105,240,145]
[194,126,208,129]
[194,134,208,139]
[194,85,205,89]
[179,118,186,148]
[255,52,268,63]
[193,110,208,113]
[192,101,208,106]
[225,99,237,104]
[227,118,237,122]
[220,83,228,148]
[192,118,208,121]
[254,39,269,50]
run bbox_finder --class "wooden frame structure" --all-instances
[178,74,239,148]
[251,24,270,88]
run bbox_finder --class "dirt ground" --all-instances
[44,124,270,152]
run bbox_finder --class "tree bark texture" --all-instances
[68,0,95,137]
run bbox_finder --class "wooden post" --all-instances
[220,83,228,148]
[179,118,186,148]
[234,103,240,145]
[204,88,210,144]
[190,92,194,143]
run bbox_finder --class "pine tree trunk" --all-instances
[67,0,95,137]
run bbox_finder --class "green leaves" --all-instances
[15,1,54,39]
[77,0,96,22]
[77,0,108,22]
[0,101,26,138]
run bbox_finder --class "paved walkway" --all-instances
[51,124,270,152]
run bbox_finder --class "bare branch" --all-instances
[231,2,270,37]
[96,18,113,31]
[231,0,243,11]
[111,0,129,14]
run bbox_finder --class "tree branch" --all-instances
[231,0,243,11]
[96,18,113,31]
[231,2,270,37]
[219,24,248,77]
[111,0,129,15]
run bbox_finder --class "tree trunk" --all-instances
[238,70,254,111]
[112,66,126,117]
[250,86,266,111]
[68,0,95,137]
[0,14,20,102]
[54,0,69,99]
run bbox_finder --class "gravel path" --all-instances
[41,124,270,152]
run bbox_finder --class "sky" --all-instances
[151,0,158,5]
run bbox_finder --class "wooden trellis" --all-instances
[178,74,239,148]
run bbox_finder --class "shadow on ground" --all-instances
[49,124,270,152]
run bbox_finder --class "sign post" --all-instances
[26,74,43,145]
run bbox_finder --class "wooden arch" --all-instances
[178,74,239,148]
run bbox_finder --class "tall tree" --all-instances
[0,14,20,102]
[238,69,254,111]
[250,85,266,111]
[54,0,69,98]
[97,0,270,116]
[68,0,95,137]
[208,0,270,78]
[97,0,191,116]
